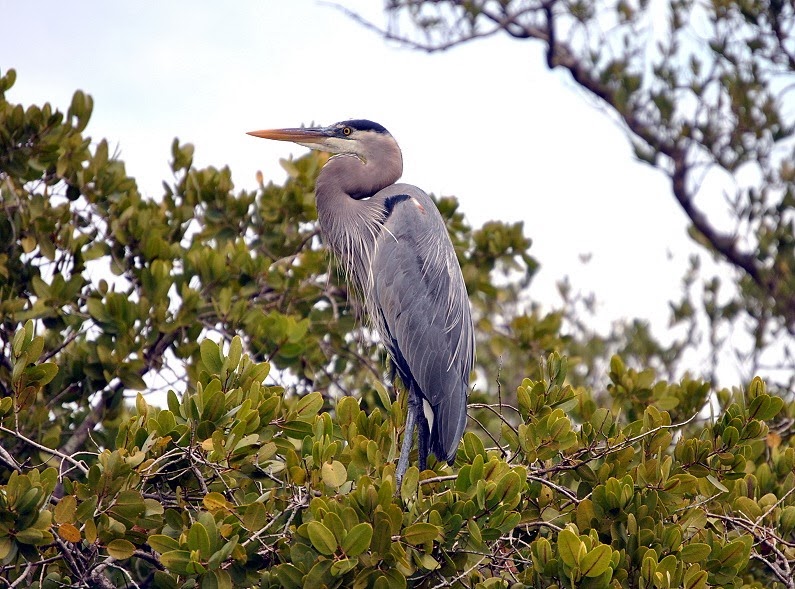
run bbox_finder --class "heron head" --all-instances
[247,119,393,161]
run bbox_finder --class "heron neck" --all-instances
[315,141,402,231]
[317,138,403,200]
[314,144,402,289]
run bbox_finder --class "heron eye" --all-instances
[342,127,352,136]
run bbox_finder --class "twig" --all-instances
[755,481,795,528]
[420,473,456,486]
[467,413,505,455]
[0,443,22,472]
[88,558,126,589]
[131,550,165,571]
[243,494,309,547]
[535,410,701,476]
[706,511,795,589]
[526,473,579,505]
[41,327,84,362]
[53,535,84,583]
[0,426,88,474]
[519,519,563,533]
[7,563,33,588]
[468,403,520,436]
[430,554,488,589]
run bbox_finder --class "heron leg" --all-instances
[395,392,417,490]
[416,398,429,472]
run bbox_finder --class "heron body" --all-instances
[248,120,474,487]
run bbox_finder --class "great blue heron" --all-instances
[247,120,474,487]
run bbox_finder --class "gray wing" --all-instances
[371,184,474,463]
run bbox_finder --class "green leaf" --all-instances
[760,396,784,420]
[321,460,347,488]
[734,496,761,519]
[549,352,567,386]
[203,569,232,589]
[167,390,181,415]
[106,538,136,559]
[119,368,146,390]
[402,522,440,546]
[684,565,708,589]
[159,550,192,575]
[580,544,612,577]
[467,519,482,545]
[400,466,419,502]
[242,501,268,532]
[135,392,148,418]
[380,570,407,589]
[307,521,337,555]
[33,362,58,385]
[14,528,44,545]
[323,512,346,545]
[462,431,486,460]
[203,492,232,512]
[86,298,109,323]
[680,543,711,563]
[609,355,625,376]
[187,522,211,559]
[304,559,333,587]
[494,471,521,504]
[330,558,358,576]
[281,420,314,439]
[274,564,303,589]
[54,494,77,524]
[108,489,146,523]
[532,537,552,570]
[201,388,225,422]
[227,335,243,369]
[417,552,440,570]
[152,572,178,589]
[157,410,177,435]
[75,496,98,523]
[336,396,360,427]
[748,395,770,420]
[372,379,392,412]
[341,522,372,557]
[164,509,184,530]
[294,391,323,420]
[200,340,223,374]
[557,528,582,568]
[148,534,180,554]
[706,474,729,493]
[781,505,795,531]
[747,376,765,398]
[641,554,656,584]
[719,540,746,568]
[370,512,392,555]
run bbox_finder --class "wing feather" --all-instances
[371,185,474,463]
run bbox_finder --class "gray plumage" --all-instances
[248,120,474,487]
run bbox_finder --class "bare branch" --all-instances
[0,443,21,472]
[0,425,88,474]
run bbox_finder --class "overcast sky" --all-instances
[3,1,723,376]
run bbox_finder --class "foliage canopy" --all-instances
[1,31,795,589]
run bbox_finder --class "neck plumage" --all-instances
[314,138,403,295]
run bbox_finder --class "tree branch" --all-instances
[56,329,182,488]
[0,425,88,474]
[365,0,779,323]
[0,443,21,472]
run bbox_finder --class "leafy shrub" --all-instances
[1,67,794,588]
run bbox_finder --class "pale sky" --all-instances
[3,1,725,378]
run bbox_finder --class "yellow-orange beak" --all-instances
[246,127,330,143]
